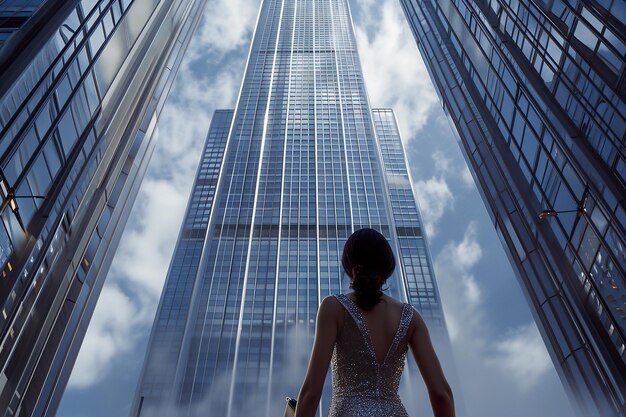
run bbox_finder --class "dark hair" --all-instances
[342,228,395,310]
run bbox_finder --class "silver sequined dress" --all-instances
[329,294,413,417]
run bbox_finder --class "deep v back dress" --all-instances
[330,294,413,417]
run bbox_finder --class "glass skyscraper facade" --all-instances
[399,0,625,416]
[0,0,208,415]
[0,0,46,49]
[131,0,452,416]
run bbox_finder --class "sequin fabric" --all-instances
[329,294,413,417]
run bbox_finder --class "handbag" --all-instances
[283,397,297,417]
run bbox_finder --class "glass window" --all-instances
[26,153,52,198]
[70,87,91,132]
[0,221,12,266]
[42,139,62,179]
[55,75,72,109]
[20,126,40,164]
[80,0,100,15]
[88,21,106,56]
[15,181,37,228]
[57,110,78,157]
[93,21,129,96]
[83,71,100,114]
[34,101,55,138]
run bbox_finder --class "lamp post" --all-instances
[0,173,46,233]
[538,185,589,220]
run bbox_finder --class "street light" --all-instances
[538,185,589,221]
[0,173,46,233]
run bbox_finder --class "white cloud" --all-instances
[487,324,553,391]
[453,224,482,269]
[414,176,454,237]
[109,179,188,298]
[69,286,140,388]
[434,224,566,416]
[432,150,453,175]
[460,163,475,188]
[435,222,483,341]
[193,0,260,55]
[353,1,439,141]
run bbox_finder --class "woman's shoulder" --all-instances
[319,294,345,314]
[380,296,422,329]
[380,294,409,309]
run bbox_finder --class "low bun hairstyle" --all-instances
[342,228,396,310]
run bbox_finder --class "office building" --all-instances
[0,0,46,49]
[399,0,625,416]
[131,0,453,416]
[0,0,209,415]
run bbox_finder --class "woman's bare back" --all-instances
[345,293,406,364]
[329,293,412,417]
[295,293,455,417]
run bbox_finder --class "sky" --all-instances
[57,0,575,416]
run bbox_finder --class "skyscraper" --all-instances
[399,0,625,416]
[131,0,453,416]
[0,0,46,49]
[0,0,209,415]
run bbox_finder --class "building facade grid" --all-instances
[0,0,208,414]
[399,0,625,415]
[133,1,452,416]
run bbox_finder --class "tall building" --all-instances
[131,0,454,416]
[0,0,46,49]
[0,0,209,415]
[399,0,625,416]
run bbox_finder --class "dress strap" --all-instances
[333,294,376,356]
[383,303,413,363]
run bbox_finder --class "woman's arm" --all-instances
[408,309,455,417]
[294,296,340,417]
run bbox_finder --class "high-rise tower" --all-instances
[131,0,454,416]
[0,0,46,49]
[399,0,625,416]
[0,0,209,415]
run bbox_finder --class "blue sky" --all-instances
[57,0,574,416]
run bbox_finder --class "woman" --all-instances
[294,228,454,417]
